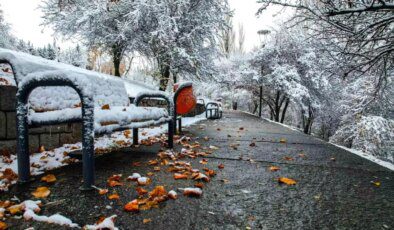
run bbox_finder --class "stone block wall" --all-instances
[0,86,82,155]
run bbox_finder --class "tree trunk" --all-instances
[280,98,290,123]
[112,45,123,77]
[159,64,170,91]
[274,91,281,122]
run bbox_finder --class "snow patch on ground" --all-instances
[0,114,206,191]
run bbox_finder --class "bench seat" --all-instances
[28,105,170,134]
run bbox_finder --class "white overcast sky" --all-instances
[0,0,284,51]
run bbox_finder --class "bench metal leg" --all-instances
[168,121,174,148]
[16,100,30,183]
[133,128,138,145]
[80,106,95,191]
[178,117,182,134]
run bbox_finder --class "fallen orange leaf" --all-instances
[124,200,139,212]
[143,218,152,224]
[124,130,131,138]
[279,138,287,143]
[41,174,56,183]
[7,204,23,215]
[199,159,208,165]
[269,166,280,172]
[218,164,225,169]
[101,104,110,110]
[0,221,7,230]
[194,183,204,188]
[32,187,50,198]
[283,156,294,161]
[148,160,159,166]
[153,167,161,172]
[174,173,188,180]
[98,189,109,195]
[278,177,297,185]
[108,180,123,187]
[38,145,46,153]
[108,194,120,200]
[2,168,17,181]
[136,187,148,196]
[183,188,202,197]
[149,186,167,198]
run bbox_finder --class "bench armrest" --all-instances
[134,91,174,117]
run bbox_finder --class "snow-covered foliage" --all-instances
[330,116,394,163]
[58,45,88,68]
[42,0,231,84]
[0,6,15,49]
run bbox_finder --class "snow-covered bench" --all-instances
[0,48,174,190]
[206,102,223,120]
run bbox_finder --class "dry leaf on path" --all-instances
[173,173,188,180]
[41,174,56,183]
[143,218,152,224]
[182,188,202,197]
[269,166,280,172]
[0,221,7,230]
[278,177,297,185]
[108,194,120,200]
[124,200,139,212]
[98,189,109,195]
[32,187,50,198]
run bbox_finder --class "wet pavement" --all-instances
[1,111,393,229]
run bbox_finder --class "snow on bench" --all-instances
[0,48,130,111]
[0,48,174,190]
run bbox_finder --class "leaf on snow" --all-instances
[101,104,110,110]
[279,138,287,143]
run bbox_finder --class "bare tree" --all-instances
[237,23,246,54]
[221,16,236,57]
[257,0,394,85]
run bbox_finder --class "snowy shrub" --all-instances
[330,116,394,163]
